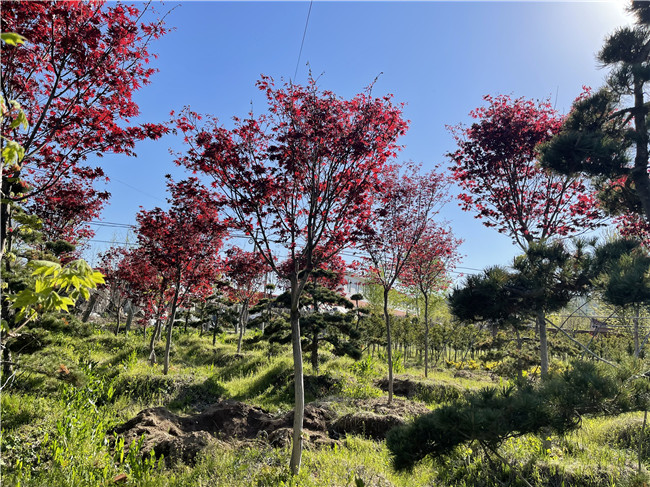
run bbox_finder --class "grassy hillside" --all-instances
[1,316,649,487]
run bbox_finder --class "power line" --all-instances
[293,0,313,81]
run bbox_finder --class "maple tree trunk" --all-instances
[236,302,249,354]
[384,288,394,404]
[537,310,549,377]
[423,293,429,379]
[148,298,166,365]
[289,284,305,475]
[114,294,122,335]
[0,185,12,262]
[124,302,134,336]
[634,307,641,358]
[164,279,181,375]
[212,311,219,347]
[311,328,319,373]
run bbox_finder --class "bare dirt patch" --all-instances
[111,400,335,465]
[112,397,427,464]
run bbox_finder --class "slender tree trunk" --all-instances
[311,328,319,373]
[114,295,122,335]
[163,276,182,375]
[149,316,162,365]
[423,293,429,378]
[148,294,166,365]
[237,301,249,354]
[0,184,12,262]
[634,306,641,358]
[289,282,305,476]
[515,327,524,381]
[537,310,549,377]
[124,301,134,336]
[82,292,99,322]
[212,311,219,347]
[384,288,394,404]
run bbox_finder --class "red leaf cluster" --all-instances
[173,75,408,280]
[448,95,603,248]
[1,1,169,248]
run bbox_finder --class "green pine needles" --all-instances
[387,361,650,471]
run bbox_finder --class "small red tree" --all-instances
[448,95,603,375]
[136,177,226,374]
[99,246,161,335]
[223,247,270,353]
[1,1,169,258]
[400,224,462,377]
[28,169,110,250]
[360,162,451,403]
[173,75,407,474]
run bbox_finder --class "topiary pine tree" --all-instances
[267,268,361,373]
[594,238,650,357]
[539,2,650,234]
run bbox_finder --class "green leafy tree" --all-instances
[387,362,650,477]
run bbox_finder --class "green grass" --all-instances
[2,321,649,487]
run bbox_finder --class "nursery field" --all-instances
[1,315,648,487]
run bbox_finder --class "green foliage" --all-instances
[7,259,105,325]
[386,361,649,471]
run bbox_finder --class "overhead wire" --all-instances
[293,0,313,81]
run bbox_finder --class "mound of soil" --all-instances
[375,376,464,402]
[328,397,430,440]
[111,400,335,465]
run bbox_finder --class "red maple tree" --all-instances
[449,95,604,376]
[400,224,462,377]
[223,246,270,353]
[448,95,602,249]
[29,169,110,250]
[136,177,226,374]
[360,162,451,403]
[173,75,407,474]
[1,1,169,256]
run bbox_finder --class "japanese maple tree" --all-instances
[135,177,226,374]
[401,224,462,377]
[449,95,602,248]
[0,1,169,258]
[173,75,407,474]
[223,246,270,353]
[360,162,451,403]
[28,169,110,250]
[99,245,161,336]
[449,95,603,376]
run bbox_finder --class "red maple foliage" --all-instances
[1,1,169,254]
[173,75,407,474]
[135,177,227,373]
[99,245,159,333]
[29,169,110,249]
[448,95,603,250]
[223,246,270,353]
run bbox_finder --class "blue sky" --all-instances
[88,0,633,280]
